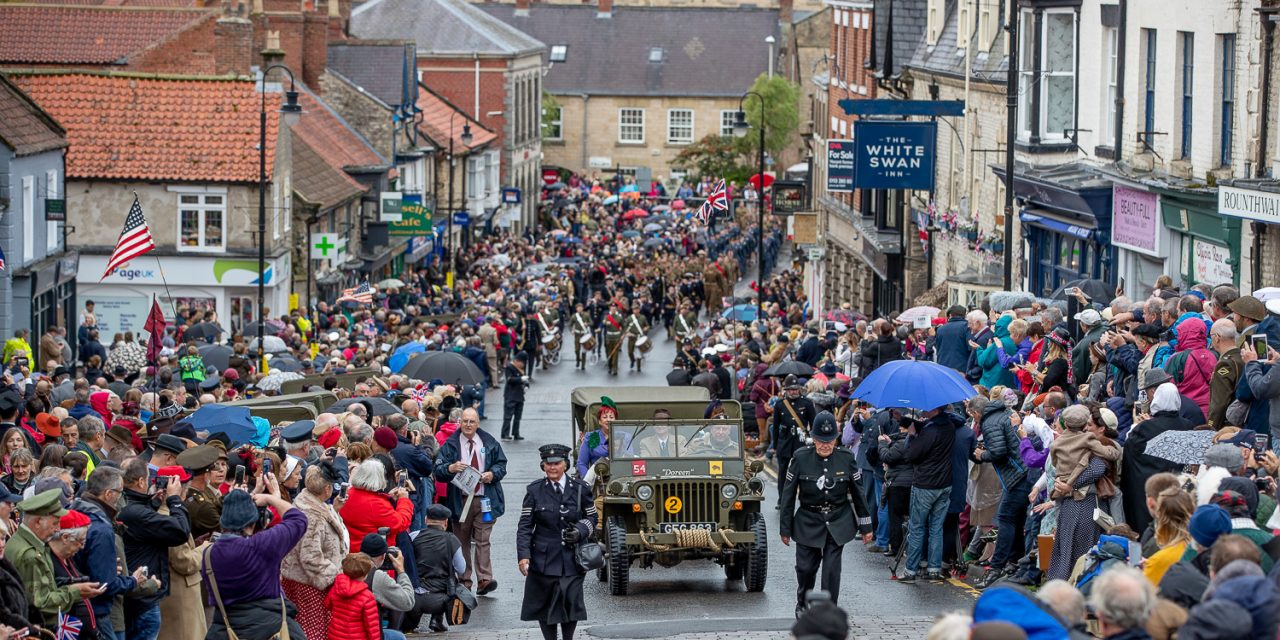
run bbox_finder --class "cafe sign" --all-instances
[389,201,434,237]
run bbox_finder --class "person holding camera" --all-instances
[356,533,415,640]
[118,458,190,640]
[517,444,594,640]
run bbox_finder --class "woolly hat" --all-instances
[317,428,342,449]
[220,489,259,531]
[1188,504,1233,548]
[59,510,90,530]
[1217,477,1261,518]
[373,427,399,451]
[360,533,388,556]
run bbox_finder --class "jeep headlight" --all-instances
[721,483,739,500]
[635,484,653,501]
[607,481,625,496]
[747,477,765,495]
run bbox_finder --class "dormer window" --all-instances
[648,47,665,63]
[550,45,567,62]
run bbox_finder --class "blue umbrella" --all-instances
[619,184,639,193]
[602,195,619,205]
[178,405,257,445]
[720,304,758,321]
[852,360,976,410]
[389,341,427,373]
[557,236,582,244]
[621,230,641,238]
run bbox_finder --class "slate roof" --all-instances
[327,42,416,108]
[0,74,66,157]
[291,86,387,209]
[872,0,928,79]
[416,84,497,151]
[0,5,213,65]
[477,4,779,97]
[10,72,278,182]
[350,0,544,57]
[904,0,1008,81]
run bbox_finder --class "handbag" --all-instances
[444,569,475,626]
[203,545,290,640]
[573,479,605,572]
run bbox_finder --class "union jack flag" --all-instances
[101,195,156,281]
[694,179,728,226]
[56,611,81,640]
[338,280,373,304]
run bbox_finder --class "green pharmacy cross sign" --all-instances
[309,233,347,260]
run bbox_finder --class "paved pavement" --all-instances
[417,264,973,639]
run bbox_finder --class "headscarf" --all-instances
[1022,414,1056,447]
[1150,382,1181,414]
[90,391,113,425]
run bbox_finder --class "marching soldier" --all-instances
[702,259,722,315]
[779,412,873,616]
[176,445,224,540]
[769,374,817,503]
[535,302,559,371]
[625,302,650,373]
[518,309,542,379]
[674,300,699,343]
[587,291,608,358]
[570,303,591,371]
[602,308,624,376]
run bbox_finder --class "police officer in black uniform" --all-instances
[768,374,816,503]
[779,411,873,617]
[517,444,595,640]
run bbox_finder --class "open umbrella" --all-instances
[557,236,582,244]
[720,304,759,322]
[1253,287,1280,302]
[243,322,284,337]
[549,229,568,237]
[265,353,302,372]
[184,322,224,342]
[602,195,620,205]
[178,405,257,444]
[852,360,975,410]
[377,278,406,289]
[622,208,649,221]
[619,184,639,193]
[643,237,665,249]
[325,397,401,417]
[763,360,816,378]
[256,370,304,392]
[643,223,663,233]
[651,204,671,212]
[248,336,288,354]
[897,306,941,325]
[399,351,486,386]
[389,342,427,373]
[543,181,567,191]
[197,344,234,371]
[1049,278,1116,306]
[671,199,686,210]
[1144,429,1215,465]
[621,230,641,238]
[748,173,775,190]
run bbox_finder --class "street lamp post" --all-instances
[258,64,301,371]
[732,91,766,328]
[446,112,474,289]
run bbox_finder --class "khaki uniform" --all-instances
[570,312,591,369]
[702,263,722,314]
[674,310,699,340]
[624,313,650,371]
[9,524,81,627]
[184,484,223,541]
[603,314,624,375]
[1207,347,1245,430]
[158,501,207,640]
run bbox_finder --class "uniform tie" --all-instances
[553,481,562,496]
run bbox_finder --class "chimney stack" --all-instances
[596,0,611,18]
[514,0,529,17]
[302,12,327,88]
[214,15,254,75]
[778,0,792,25]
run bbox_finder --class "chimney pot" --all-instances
[514,0,529,16]
[597,0,611,18]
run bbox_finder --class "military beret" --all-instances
[176,445,221,472]
[19,489,68,517]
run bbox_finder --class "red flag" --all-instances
[143,296,166,364]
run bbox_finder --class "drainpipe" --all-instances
[581,94,590,171]
[1113,0,1127,152]
[473,53,481,118]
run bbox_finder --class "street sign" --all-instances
[390,201,433,237]
[501,187,521,205]
[379,191,403,222]
[45,198,66,221]
[807,246,826,261]
[453,212,471,226]
[588,156,613,169]
[827,140,855,193]
[309,233,347,260]
[852,121,937,190]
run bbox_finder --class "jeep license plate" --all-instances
[658,522,716,533]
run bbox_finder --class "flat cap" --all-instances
[19,488,68,517]
[105,425,134,448]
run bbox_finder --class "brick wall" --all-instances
[128,14,219,75]
[301,12,328,88]
[416,56,510,149]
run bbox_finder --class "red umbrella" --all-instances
[671,199,686,210]
[622,208,649,221]
[748,173,775,190]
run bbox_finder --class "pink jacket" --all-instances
[1171,320,1215,418]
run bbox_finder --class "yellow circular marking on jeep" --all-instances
[664,496,683,514]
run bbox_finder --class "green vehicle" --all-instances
[571,387,768,596]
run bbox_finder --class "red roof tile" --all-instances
[10,72,278,182]
[290,90,385,209]
[416,84,496,152]
[0,74,66,157]
[0,6,212,65]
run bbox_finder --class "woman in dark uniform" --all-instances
[517,444,595,640]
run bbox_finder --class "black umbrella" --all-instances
[266,354,302,372]
[1049,278,1115,306]
[243,322,284,337]
[763,360,816,378]
[399,351,486,386]
[185,323,223,341]
[325,397,401,417]
[197,344,234,371]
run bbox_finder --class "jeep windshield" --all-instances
[610,421,742,459]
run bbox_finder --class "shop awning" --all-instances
[1019,209,1095,240]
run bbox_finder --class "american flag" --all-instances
[694,179,728,225]
[338,280,373,304]
[101,195,156,281]
[56,611,81,640]
[0,242,6,271]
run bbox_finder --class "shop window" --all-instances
[177,191,226,252]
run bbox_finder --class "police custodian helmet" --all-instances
[811,411,838,442]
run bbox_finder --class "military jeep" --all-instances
[570,387,767,596]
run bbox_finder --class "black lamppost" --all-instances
[733,91,766,326]
[446,112,474,289]
[258,65,301,370]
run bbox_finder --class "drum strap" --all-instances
[575,314,587,333]
[537,313,551,334]
[678,315,691,334]
[630,315,643,337]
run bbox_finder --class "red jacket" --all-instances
[324,574,381,640]
[338,487,414,553]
